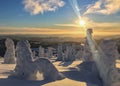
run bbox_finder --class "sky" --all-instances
[0,0,120,37]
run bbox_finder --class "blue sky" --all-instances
[0,0,75,27]
[0,0,120,37]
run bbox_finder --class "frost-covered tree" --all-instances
[64,44,75,61]
[39,46,45,57]
[57,44,63,61]
[14,40,36,79]
[97,39,120,86]
[82,38,93,62]
[47,47,53,58]
[4,38,16,64]
[12,40,64,81]
[32,50,36,59]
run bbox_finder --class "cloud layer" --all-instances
[84,0,120,15]
[0,25,120,37]
[23,0,65,15]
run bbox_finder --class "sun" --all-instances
[79,19,86,27]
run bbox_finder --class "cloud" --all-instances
[23,0,65,15]
[55,24,79,27]
[55,21,120,29]
[0,26,82,35]
[0,25,120,37]
[84,0,120,15]
[90,22,120,28]
[55,16,120,28]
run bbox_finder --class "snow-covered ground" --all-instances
[0,58,120,86]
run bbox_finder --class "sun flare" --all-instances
[79,19,86,27]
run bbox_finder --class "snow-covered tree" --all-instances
[4,38,16,64]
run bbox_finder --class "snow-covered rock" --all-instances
[4,38,16,64]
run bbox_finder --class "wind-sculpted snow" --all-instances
[4,38,16,64]
[34,58,64,81]
[12,40,64,81]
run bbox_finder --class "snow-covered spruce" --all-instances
[13,40,36,79]
[4,38,16,64]
[32,50,36,59]
[97,39,120,86]
[75,45,84,60]
[47,47,54,58]
[85,29,120,86]
[64,44,76,61]
[39,46,45,57]
[82,38,93,62]
[12,40,64,81]
[56,44,63,61]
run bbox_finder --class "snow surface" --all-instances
[0,58,120,86]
